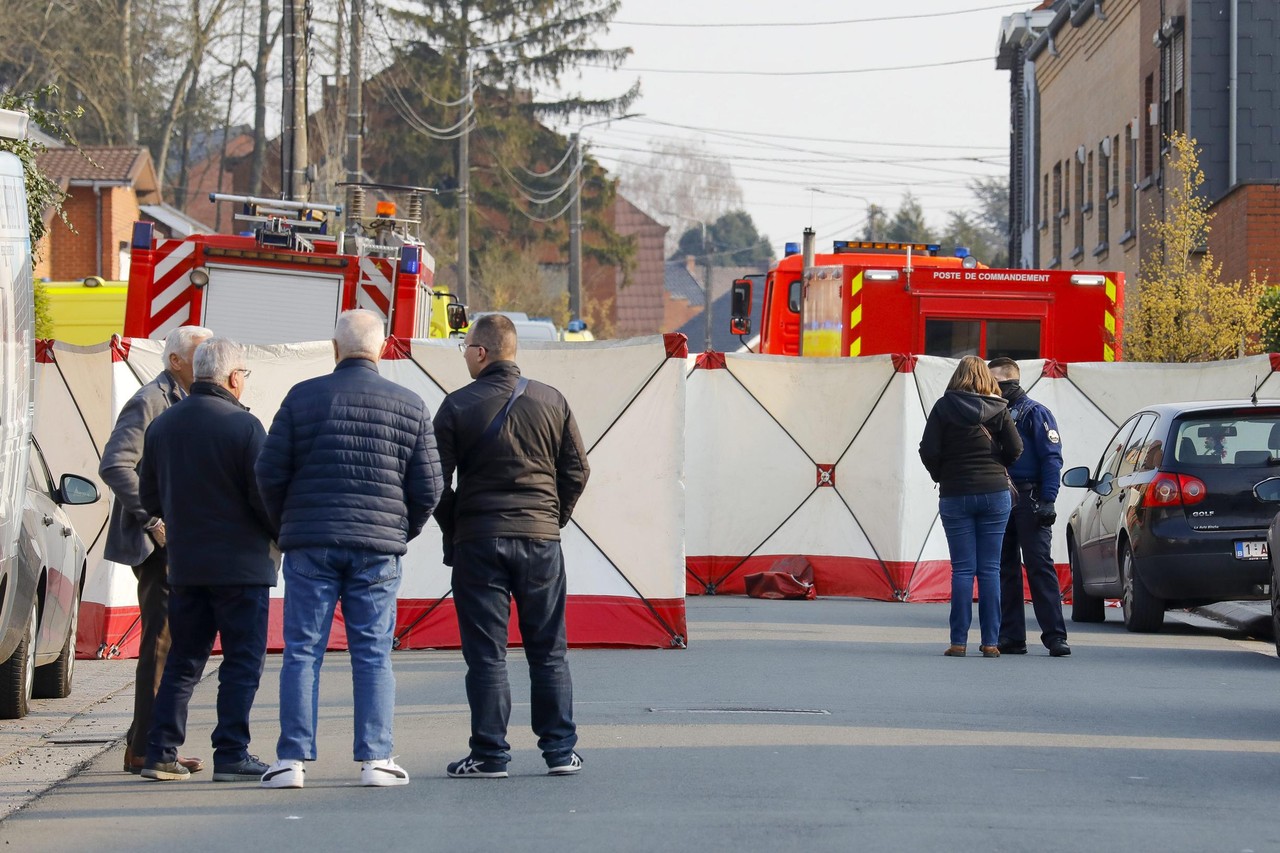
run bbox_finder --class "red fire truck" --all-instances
[731,233,1123,362]
[125,190,465,343]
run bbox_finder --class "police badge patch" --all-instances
[1047,427,1061,444]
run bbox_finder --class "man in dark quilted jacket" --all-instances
[255,309,443,790]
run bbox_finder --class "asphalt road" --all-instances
[1,598,1277,853]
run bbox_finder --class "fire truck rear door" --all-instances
[202,264,345,344]
[917,294,1048,359]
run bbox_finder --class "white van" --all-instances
[0,110,101,717]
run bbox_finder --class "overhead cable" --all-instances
[613,3,1029,28]
[581,56,991,77]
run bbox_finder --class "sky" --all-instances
[546,0,1030,260]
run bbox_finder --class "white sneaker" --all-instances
[361,757,410,787]
[260,759,306,789]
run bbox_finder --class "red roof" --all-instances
[36,146,158,191]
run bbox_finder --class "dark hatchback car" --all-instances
[1062,401,1280,633]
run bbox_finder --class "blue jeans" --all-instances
[146,584,269,767]
[276,547,401,762]
[451,537,577,766]
[939,490,1012,647]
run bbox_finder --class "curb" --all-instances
[1193,601,1273,641]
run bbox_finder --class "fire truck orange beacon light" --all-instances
[375,201,397,217]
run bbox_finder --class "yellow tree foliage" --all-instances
[473,245,571,328]
[1124,132,1265,362]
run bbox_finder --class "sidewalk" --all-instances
[0,660,136,821]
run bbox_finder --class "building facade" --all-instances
[999,0,1280,289]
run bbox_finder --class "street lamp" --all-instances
[568,113,640,324]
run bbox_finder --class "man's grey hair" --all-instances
[163,325,213,363]
[334,309,386,360]
[193,337,246,383]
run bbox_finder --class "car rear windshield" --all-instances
[1172,413,1280,467]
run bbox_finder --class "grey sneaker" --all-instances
[213,755,270,782]
[547,752,583,776]
[446,756,508,778]
[141,761,192,781]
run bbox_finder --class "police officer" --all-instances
[987,357,1070,657]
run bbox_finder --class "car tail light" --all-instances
[1142,472,1208,507]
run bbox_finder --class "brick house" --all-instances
[998,0,1280,288]
[34,147,161,282]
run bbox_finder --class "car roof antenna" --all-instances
[1251,376,1258,406]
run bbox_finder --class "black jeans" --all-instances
[999,485,1068,647]
[451,537,577,766]
[128,548,171,758]
[146,584,270,767]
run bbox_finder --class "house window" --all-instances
[1063,159,1071,221]
[1169,31,1185,134]
[1051,162,1063,265]
[1111,135,1120,202]
[1086,152,1094,211]
[1096,141,1109,252]
[1143,74,1155,179]
[1123,124,1137,242]
[1073,152,1086,260]
[1041,173,1049,229]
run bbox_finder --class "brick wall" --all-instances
[1209,183,1280,287]
[43,186,143,281]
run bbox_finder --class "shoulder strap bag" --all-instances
[470,377,529,457]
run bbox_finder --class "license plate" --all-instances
[1234,540,1269,560]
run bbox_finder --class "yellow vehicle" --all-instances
[42,278,127,345]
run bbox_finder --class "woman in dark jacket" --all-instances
[919,356,1023,658]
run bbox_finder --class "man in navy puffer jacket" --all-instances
[255,309,443,790]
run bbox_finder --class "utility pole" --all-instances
[702,220,712,353]
[568,132,582,321]
[282,0,309,201]
[344,0,363,223]
[566,114,638,324]
[456,50,471,303]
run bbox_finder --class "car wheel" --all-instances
[1120,543,1164,633]
[1070,540,1105,623]
[0,602,38,719]
[1271,560,1280,658]
[34,589,78,699]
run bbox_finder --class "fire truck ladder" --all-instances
[208,192,342,253]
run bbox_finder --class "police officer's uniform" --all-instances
[998,382,1069,654]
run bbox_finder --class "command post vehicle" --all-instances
[730,230,1123,362]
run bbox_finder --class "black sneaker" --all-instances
[997,641,1028,655]
[1049,640,1072,657]
[446,756,508,779]
[213,755,270,782]
[547,752,583,776]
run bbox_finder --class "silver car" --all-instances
[0,438,99,718]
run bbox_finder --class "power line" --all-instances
[599,118,1007,152]
[582,56,991,77]
[613,3,1030,28]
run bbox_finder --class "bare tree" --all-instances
[617,137,744,256]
